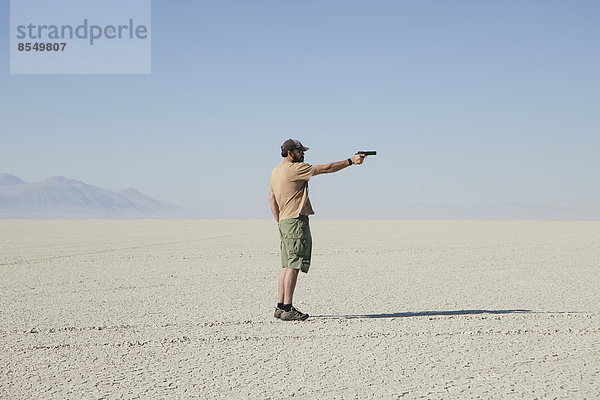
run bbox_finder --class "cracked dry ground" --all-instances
[1,220,599,399]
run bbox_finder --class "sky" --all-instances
[1,0,599,218]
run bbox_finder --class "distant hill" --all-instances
[0,173,26,186]
[0,174,185,218]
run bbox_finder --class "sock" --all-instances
[277,302,284,309]
[282,303,292,312]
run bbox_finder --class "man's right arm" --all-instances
[313,153,365,176]
[269,192,280,223]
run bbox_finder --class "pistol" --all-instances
[356,151,377,156]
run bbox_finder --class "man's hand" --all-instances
[351,154,366,165]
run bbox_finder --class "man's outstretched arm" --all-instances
[269,192,280,223]
[313,153,365,176]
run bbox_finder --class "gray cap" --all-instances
[281,139,309,152]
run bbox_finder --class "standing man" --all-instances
[269,139,366,321]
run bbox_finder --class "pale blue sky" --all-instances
[2,1,599,218]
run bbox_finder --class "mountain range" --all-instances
[1,173,597,220]
[0,173,184,218]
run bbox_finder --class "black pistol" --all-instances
[356,151,377,156]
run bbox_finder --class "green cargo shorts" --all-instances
[279,215,312,273]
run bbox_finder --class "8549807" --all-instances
[18,42,67,51]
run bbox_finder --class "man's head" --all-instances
[281,139,309,162]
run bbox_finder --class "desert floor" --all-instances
[1,220,599,399]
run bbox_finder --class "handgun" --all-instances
[356,151,377,156]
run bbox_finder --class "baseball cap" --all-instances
[281,139,309,152]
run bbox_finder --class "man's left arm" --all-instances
[269,192,280,223]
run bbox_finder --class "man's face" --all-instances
[291,148,305,162]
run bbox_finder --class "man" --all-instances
[269,139,366,321]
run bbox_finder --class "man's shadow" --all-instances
[312,309,532,319]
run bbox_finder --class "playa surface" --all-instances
[1,220,599,399]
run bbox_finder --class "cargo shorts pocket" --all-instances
[283,231,306,257]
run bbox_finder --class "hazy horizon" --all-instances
[2,1,599,219]
[1,172,597,220]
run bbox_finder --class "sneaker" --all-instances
[280,306,309,321]
[274,307,283,319]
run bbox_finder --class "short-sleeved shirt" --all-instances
[269,161,317,220]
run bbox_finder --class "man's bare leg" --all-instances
[283,267,299,305]
[278,267,308,320]
[277,268,286,304]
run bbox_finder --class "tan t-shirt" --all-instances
[270,161,317,220]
